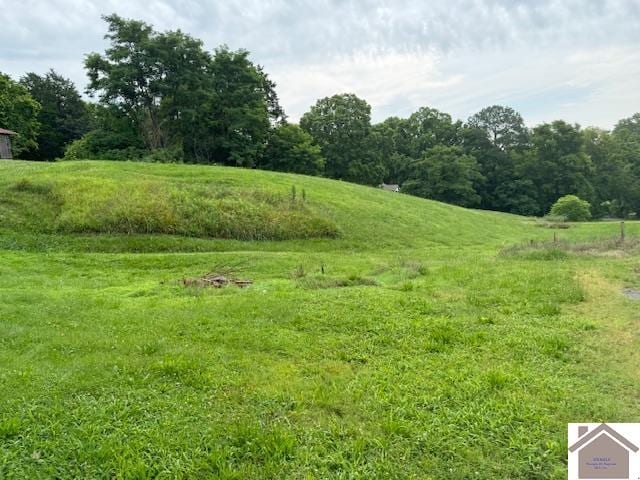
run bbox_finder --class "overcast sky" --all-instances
[1,0,639,128]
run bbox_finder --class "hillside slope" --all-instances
[0,160,530,250]
[1,160,639,478]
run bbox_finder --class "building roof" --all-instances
[0,128,17,135]
[569,423,639,452]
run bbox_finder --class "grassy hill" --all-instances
[0,160,639,479]
[0,160,535,251]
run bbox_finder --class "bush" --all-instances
[549,195,591,222]
[142,146,184,163]
[62,136,92,160]
[62,130,148,161]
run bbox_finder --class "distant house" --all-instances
[569,423,638,479]
[379,183,400,192]
[0,128,17,159]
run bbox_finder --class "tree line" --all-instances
[1,14,639,218]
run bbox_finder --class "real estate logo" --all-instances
[568,423,640,479]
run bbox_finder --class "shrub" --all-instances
[62,130,148,161]
[142,146,185,163]
[549,195,591,222]
[62,136,92,160]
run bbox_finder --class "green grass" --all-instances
[0,160,639,479]
[4,168,338,240]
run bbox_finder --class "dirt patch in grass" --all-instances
[622,288,640,300]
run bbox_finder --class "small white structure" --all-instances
[379,183,400,192]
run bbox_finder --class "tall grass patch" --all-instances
[4,177,339,241]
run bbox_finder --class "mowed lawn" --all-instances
[0,161,639,479]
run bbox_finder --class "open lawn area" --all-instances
[1,161,639,479]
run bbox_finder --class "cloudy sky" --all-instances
[1,0,639,127]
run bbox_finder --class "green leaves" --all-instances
[19,70,90,160]
[84,16,282,165]
[0,73,41,157]
[549,195,592,221]
[401,145,483,207]
[300,94,374,182]
[260,124,325,175]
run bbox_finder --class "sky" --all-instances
[1,0,640,128]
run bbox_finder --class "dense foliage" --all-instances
[1,14,639,217]
[84,14,283,166]
[20,70,91,160]
[0,73,40,156]
[549,195,592,221]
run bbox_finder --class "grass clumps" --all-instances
[297,274,378,289]
[536,215,571,229]
[12,178,55,195]
[4,177,339,241]
[502,236,640,259]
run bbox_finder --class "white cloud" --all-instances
[1,0,639,128]
[270,51,464,122]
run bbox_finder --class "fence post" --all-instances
[553,232,557,243]
[620,221,625,243]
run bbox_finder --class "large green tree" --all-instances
[467,105,528,151]
[20,70,90,160]
[609,113,640,215]
[519,121,594,215]
[300,93,380,183]
[401,145,483,207]
[259,123,325,175]
[0,73,40,157]
[462,106,534,213]
[86,15,216,153]
[85,15,282,164]
[404,107,461,157]
[201,47,280,166]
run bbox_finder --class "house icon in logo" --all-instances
[569,424,639,479]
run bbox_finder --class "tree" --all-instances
[612,113,640,147]
[405,107,461,157]
[260,123,325,175]
[0,72,40,157]
[63,104,147,161]
[401,145,483,207]
[549,195,591,221]
[612,113,640,178]
[20,70,90,160]
[463,106,532,213]
[581,128,632,217]
[201,47,279,166]
[608,113,640,216]
[85,15,282,165]
[85,14,162,150]
[519,121,594,214]
[467,105,528,151]
[85,14,219,155]
[300,93,378,182]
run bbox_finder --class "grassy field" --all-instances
[1,160,639,479]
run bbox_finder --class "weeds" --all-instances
[297,275,378,289]
[501,236,640,258]
[6,177,339,240]
[290,264,306,279]
[12,178,54,195]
